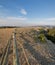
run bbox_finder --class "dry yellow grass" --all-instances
[0,27,55,65]
[0,28,15,61]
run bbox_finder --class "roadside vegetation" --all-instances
[45,28,55,44]
[30,29,47,43]
[38,34,46,43]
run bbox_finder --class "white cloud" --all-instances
[29,17,55,26]
[0,17,55,26]
[36,21,55,25]
[33,18,55,21]
[20,9,27,15]
[7,17,27,20]
[0,16,27,26]
[45,18,55,21]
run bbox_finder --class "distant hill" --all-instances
[0,26,20,28]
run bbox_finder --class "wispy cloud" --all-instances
[0,16,55,26]
[0,16,27,26]
[45,18,55,21]
[34,18,55,21]
[20,8,27,15]
[7,17,27,20]
[28,17,55,26]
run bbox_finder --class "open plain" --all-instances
[0,27,55,65]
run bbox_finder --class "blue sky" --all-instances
[0,0,55,26]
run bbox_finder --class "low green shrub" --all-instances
[38,34,46,43]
